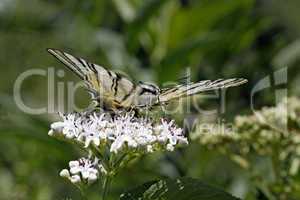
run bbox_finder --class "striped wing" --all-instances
[47,49,136,110]
[159,78,247,103]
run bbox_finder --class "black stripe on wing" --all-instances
[159,78,247,103]
[47,48,111,80]
[47,48,88,79]
[113,73,122,96]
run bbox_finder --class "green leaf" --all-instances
[156,32,220,83]
[126,0,169,51]
[112,0,135,22]
[120,177,240,200]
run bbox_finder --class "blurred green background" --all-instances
[1,0,300,199]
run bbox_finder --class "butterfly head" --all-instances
[139,81,160,95]
[135,82,161,107]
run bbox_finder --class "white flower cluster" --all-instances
[192,97,300,150]
[49,111,188,154]
[60,157,106,185]
[191,122,239,146]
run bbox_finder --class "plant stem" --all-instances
[79,186,88,200]
[102,175,111,200]
[271,151,281,182]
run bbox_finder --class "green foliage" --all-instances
[193,97,300,199]
[120,177,240,200]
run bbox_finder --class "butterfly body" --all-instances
[47,49,247,112]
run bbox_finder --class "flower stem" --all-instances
[79,186,88,200]
[102,175,111,200]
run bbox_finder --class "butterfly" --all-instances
[47,49,247,112]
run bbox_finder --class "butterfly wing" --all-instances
[159,78,247,103]
[47,49,136,110]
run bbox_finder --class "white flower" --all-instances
[60,157,104,185]
[70,175,81,184]
[78,122,105,147]
[146,145,154,153]
[51,111,189,188]
[49,111,188,155]
[90,113,108,129]
[166,143,175,151]
[110,135,138,153]
[155,119,188,151]
[70,158,99,181]
[49,113,82,139]
[59,169,70,178]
